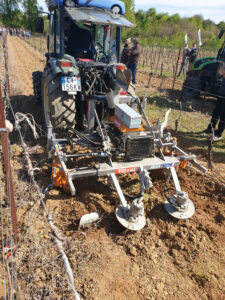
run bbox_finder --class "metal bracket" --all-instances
[138,166,153,193]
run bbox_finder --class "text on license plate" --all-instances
[61,77,82,92]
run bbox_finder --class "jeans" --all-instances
[207,96,225,135]
[127,63,137,84]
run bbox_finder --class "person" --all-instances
[188,43,197,71]
[26,31,30,40]
[120,39,130,65]
[127,38,141,85]
[201,63,225,141]
[177,43,190,77]
[217,46,225,61]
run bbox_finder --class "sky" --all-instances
[38,0,225,24]
[135,0,225,24]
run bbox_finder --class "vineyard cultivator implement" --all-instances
[46,93,207,230]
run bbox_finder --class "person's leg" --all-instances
[127,63,131,70]
[207,97,223,131]
[188,62,192,72]
[132,64,137,84]
[127,64,135,84]
[215,97,225,136]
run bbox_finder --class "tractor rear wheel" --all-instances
[32,71,42,104]
[42,66,76,130]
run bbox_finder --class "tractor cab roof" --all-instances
[65,7,135,28]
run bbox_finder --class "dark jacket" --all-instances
[121,45,130,65]
[128,44,141,65]
[218,64,225,95]
[182,47,190,63]
[219,77,225,96]
[189,48,197,63]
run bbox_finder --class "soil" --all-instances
[0,36,225,300]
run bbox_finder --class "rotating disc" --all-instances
[115,206,146,231]
[165,198,195,219]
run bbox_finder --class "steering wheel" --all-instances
[94,42,107,62]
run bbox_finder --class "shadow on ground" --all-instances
[147,92,216,116]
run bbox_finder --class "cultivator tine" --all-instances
[114,166,153,231]
[110,173,128,208]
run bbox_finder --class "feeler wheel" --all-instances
[116,206,146,231]
[165,199,195,219]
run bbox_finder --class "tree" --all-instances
[217,21,225,30]
[123,0,135,23]
[22,0,38,31]
[190,14,203,29]
[0,0,21,27]
[147,8,156,18]
[121,0,136,40]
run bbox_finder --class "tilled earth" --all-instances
[0,36,225,300]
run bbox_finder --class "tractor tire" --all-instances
[32,71,42,104]
[111,5,121,14]
[42,66,76,130]
[182,76,201,99]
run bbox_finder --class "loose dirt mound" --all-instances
[0,36,224,299]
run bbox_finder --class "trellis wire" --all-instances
[139,46,217,77]
[1,33,81,299]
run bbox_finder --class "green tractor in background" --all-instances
[182,29,225,99]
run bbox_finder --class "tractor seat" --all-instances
[74,48,94,60]
[77,58,92,62]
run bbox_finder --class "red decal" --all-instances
[115,167,137,174]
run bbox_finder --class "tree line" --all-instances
[0,0,40,31]
[123,5,225,50]
[0,0,224,50]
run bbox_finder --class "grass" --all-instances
[138,64,185,80]
[135,89,225,162]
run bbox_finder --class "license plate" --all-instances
[61,77,81,92]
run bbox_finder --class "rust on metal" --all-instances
[0,83,19,243]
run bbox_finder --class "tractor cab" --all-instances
[43,2,134,64]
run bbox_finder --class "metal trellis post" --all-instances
[0,84,18,243]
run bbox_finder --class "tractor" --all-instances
[33,0,207,231]
[182,29,225,98]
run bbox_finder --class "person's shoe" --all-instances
[213,134,222,141]
[200,128,212,135]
